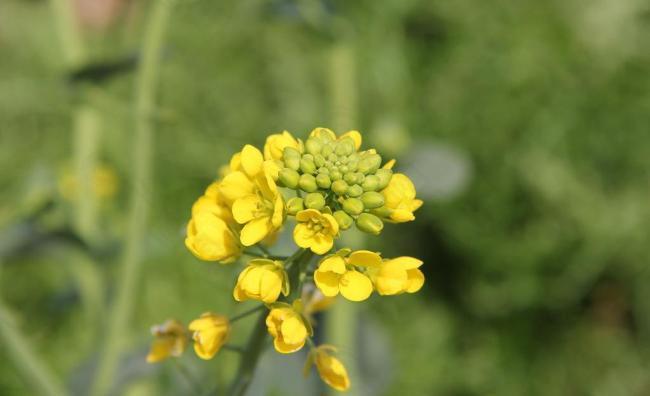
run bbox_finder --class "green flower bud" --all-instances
[336,138,355,156]
[304,193,326,210]
[331,180,348,195]
[321,144,334,157]
[286,197,304,215]
[360,191,385,209]
[339,165,349,173]
[318,167,329,174]
[370,206,392,218]
[283,147,301,160]
[316,173,332,189]
[327,153,337,162]
[284,156,300,171]
[300,157,317,174]
[356,213,384,235]
[278,168,300,189]
[340,156,349,165]
[357,154,382,174]
[330,170,342,181]
[375,169,393,189]
[343,172,357,185]
[343,198,364,215]
[347,159,358,172]
[361,175,379,191]
[314,154,326,168]
[347,184,363,197]
[305,138,323,155]
[299,174,318,192]
[354,172,365,184]
[333,210,354,230]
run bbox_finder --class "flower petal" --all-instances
[339,271,373,302]
[241,144,264,177]
[240,217,271,246]
[348,250,382,268]
[405,269,425,293]
[232,195,260,224]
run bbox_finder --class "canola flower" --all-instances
[149,128,423,393]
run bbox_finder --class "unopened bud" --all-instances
[279,168,300,189]
[299,174,318,192]
[357,154,382,174]
[375,169,393,189]
[360,191,385,209]
[347,184,363,197]
[333,210,353,230]
[305,138,323,155]
[330,171,342,181]
[370,205,392,218]
[356,213,384,235]
[331,180,348,195]
[300,157,316,174]
[316,173,332,189]
[314,154,326,168]
[362,175,379,191]
[286,197,304,215]
[304,193,326,210]
[321,144,334,157]
[344,172,357,185]
[342,198,364,215]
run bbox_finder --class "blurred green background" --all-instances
[1,0,650,395]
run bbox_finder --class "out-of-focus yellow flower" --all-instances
[233,259,289,303]
[188,313,230,360]
[293,209,339,254]
[185,193,241,263]
[302,284,335,317]
[146,319,187,363]
[313,250,377,302]
[221,145,285,246]
[59,164,119,201]
[264,131,302,161]
[368,256,425,295]
[266,301,311,354]
[304,345,350,392]
[380,173,423,222]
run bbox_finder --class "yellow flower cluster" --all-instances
[151,128,424,393]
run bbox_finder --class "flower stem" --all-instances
[89,1,173,395]
[230,305,265,323]
[0,301,68,396]
[225,248,313,396]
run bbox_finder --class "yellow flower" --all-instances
[185,193,241,263]
[305,345,350,392]
[293,209,339,255]
[59,164,119,201]
[339,130,362,150]
[381,173,423,222]
[264,131,302,161]
[313,250,377,302]
[266,301,311,354]
[146,319,187,363]
[221,145,285,246]
[308,127,362,150]
[233,259,289,303]
[369,256,425,295]
[188,313,230,360]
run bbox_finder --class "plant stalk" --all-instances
[89,0,173,394]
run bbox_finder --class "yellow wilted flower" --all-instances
[221,145,285,246]
[146,319,187,363]
[302,284,335,317]
[293,209,339,254]
[233,259,289,303]
[185,193,241,263]
[380,173,423,222]
[313,250,377,302]
[304,345,350,392]
[266,301,311,354]
[368,256,425,295]
[264,131,302,161]
[189,313,230,360]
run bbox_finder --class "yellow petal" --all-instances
[405,269,425,293]
[322,213,340,235]
[293,224,314,248]
[240,217,271,246]
[339,271,373,301]
[348,250,382,268]
[319,256,347,274]
[220,171,255,203]
[274,337,305,354]
[232,195,261,224]
[280,315,308,344]
[339,130,362,149]
[314,270,341,297]
[375,263,408,295]
[295,208,319,222]
[382,159,396,170]
[241,144,264,177]
[259,270,283,303]
[146,338,174,363]
[310,234,334,255]
[390,256,423,270]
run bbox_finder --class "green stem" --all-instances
[89,1,173,395]
[225,248,314,396]
[230,305,265,323]
[0,301,68,396]
[48,0,85,68]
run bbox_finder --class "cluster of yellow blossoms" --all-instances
[149,128,423,392]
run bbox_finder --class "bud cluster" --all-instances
[278,132,393,235]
